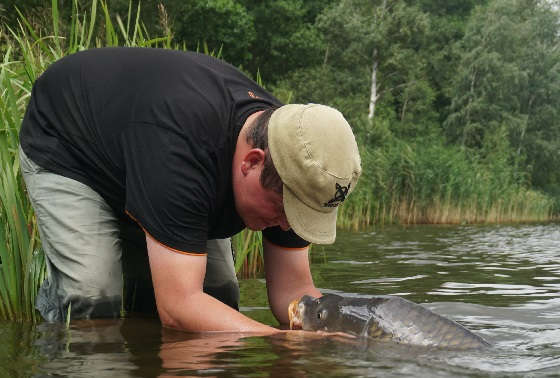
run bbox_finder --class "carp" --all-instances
[289,294,490,349]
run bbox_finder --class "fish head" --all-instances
[288,294,345,331]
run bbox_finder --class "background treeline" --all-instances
[2,0,559,225]
[1,0,559,320]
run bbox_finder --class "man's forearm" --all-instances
[263,241,322,325]
[158,291,278,333]
[146,234,277,333]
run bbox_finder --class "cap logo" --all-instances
[323,182,351,208]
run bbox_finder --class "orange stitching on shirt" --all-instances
[125,210,207,256]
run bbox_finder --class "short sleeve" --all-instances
[262,226,310,249]
[121,123,213,254]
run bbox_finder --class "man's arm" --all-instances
[146,234,278,333]
[263,239,322,325]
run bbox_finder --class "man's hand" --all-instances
[263,239,322,325]
[146,233,278,333]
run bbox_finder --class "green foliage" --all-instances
[444,0,560,192]
[240,0,330,82]
[278,0,437,135]
[340,130,553,227]
[412,0,488,16]
[232,229,263,278]
[274,65,366,118]
[0,47,44,322]
[168,0,255,67]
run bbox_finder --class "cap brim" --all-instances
[283,184,337,244]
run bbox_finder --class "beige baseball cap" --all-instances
[268,104,361,244]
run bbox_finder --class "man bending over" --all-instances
[19,47,361,332]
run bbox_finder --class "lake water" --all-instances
[1,223,559,377]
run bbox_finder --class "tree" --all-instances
[281,0,434,139]
[445,0,560,192]
[240,0,330,82]
[407,0,489,123]
[167,0,255,66]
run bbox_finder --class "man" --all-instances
[19,47,361,332]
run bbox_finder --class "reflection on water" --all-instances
[1,223,559,377]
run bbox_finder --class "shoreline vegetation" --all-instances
[1,0,558,322]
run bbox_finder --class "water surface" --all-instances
[1,223,559,377]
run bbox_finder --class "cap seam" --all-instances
[298,106,359,179]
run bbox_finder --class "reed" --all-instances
[0,31,46,322]
[232,229,264,279]
[337,136,556,228]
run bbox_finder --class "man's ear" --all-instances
[241,148,266,175]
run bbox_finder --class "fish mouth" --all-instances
[288,297,303,330]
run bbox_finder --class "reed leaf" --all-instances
[232,229,263,278]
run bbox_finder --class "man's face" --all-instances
[233,149,290,231]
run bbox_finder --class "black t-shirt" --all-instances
[20,47,308,254]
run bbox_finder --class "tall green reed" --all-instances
[0,46,44,322]
[232,229,263,279]
[338,133,556,227]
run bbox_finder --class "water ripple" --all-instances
[351,275,429,284]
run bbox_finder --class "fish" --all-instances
[288,294,490,349]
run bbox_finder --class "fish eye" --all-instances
[317,310,326,320]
